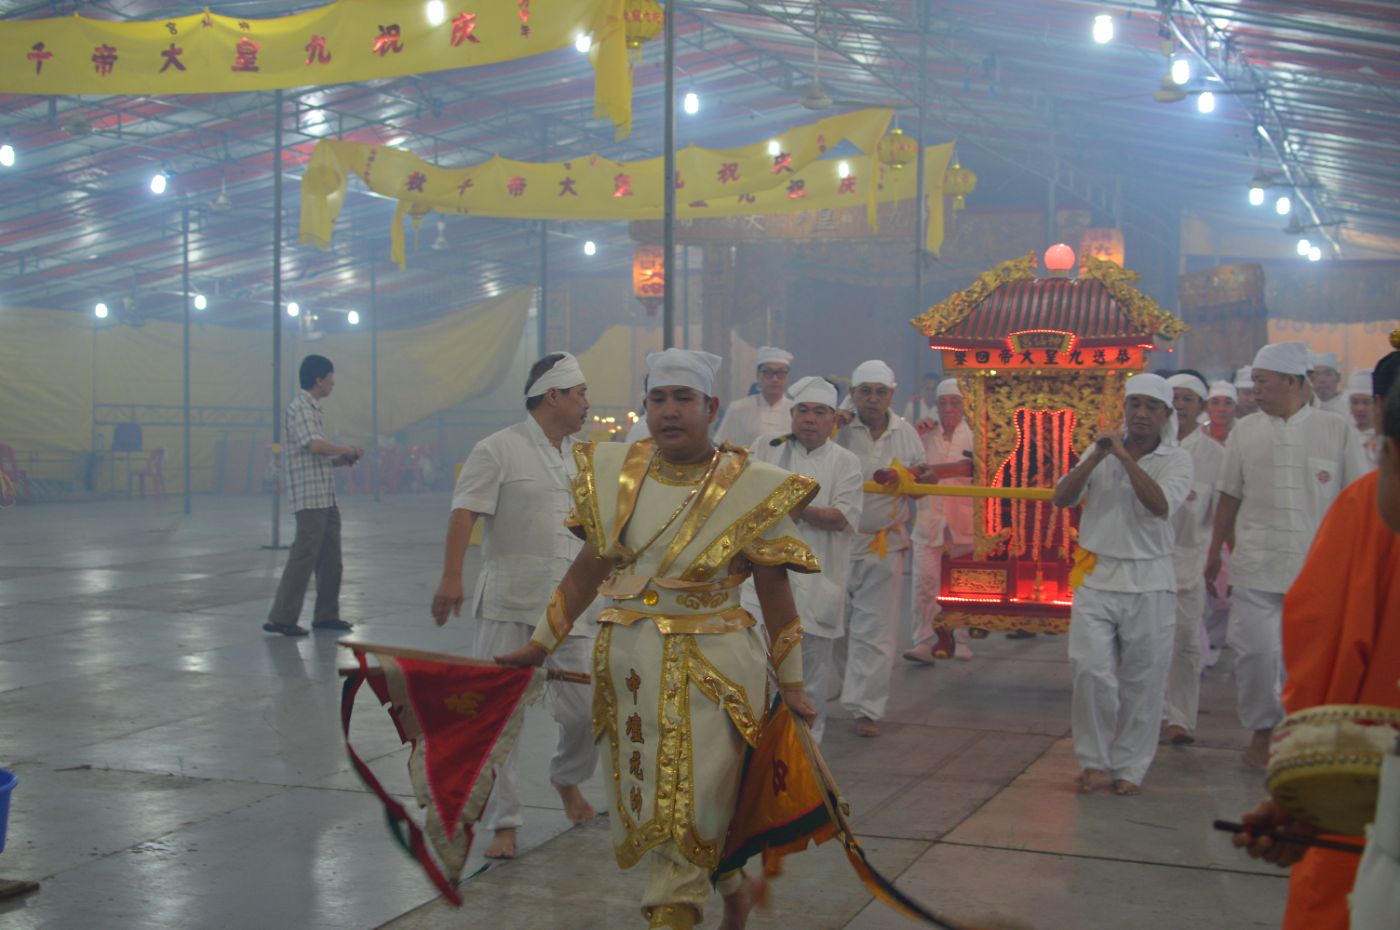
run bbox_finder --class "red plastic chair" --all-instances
[0,444,30,504]
[128,448,166,498]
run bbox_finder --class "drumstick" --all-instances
[1212,820,1365,855]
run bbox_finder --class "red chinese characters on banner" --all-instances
[451,13,481,47]
[838,176,857,195]
[717,163,739,184]
[406,172,427,192]
[92,44,118,76]
[770,152,793,174]
[816,134,828,153]
[456,178,474,196]
[518,0,531,36]
[558,177,578,196]
[786,180,806,199]
[373,24,404,56]
[231,36,261,72]
[612,174,633,197]
[506,176,527,197]
[160,43,186,73]
[939,345,1149,371]
[305,35,332,65]
[27,42,53,75]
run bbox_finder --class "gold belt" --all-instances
[597,605,755,635]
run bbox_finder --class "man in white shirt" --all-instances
[1053,373,1194,795]
[430,353,599,859]
[1309,351,1349,416]
[742,376,864,742]
[1235,366,1260,417]
[1349,368,1379,467]
[901,372,942,426]
[714,346,793,448]
[1162,373,1226,744]
[835,360,926,738]
[904,378,976,665]
[1205,341,1369,768]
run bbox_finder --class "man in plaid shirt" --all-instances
[264,354,363,636]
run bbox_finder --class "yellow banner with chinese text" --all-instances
[0,0,633,137]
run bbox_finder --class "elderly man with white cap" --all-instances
[1234,365,1260,417]
[1308,350,1348,416]
[431,352,599,858]
[1204,341,1368,768]
[496,347,820,930]
[1161,372,1226,744]
[1052,373,1194,795]
[1203,379,1237,445]
[742,375,864,742]
[1348,367,1379,466]
[835,359,926,737]
[715,345,794,448]
[904,377,976,665]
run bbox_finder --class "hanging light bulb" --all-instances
[574,33,592,53]
[347,310,361,325]
[1296,238,1311,256]
[1197,91,1216,114]
[1248,186,1265,207]
[583,240,597,256]
[193,293,208,310]
[1275,195,1292,216]
[683,91,699,115]
[287,301,300,318]
[425,0,446,25]
[1092,13,1114,44]
[94,302,109,319]
[1308,246,1322,262]
[1170,58,1191,85]
[767,139,782,157]
[837,160,851,179]
[149,171,168,194]
[0,143,14,168]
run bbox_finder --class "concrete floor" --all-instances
[0,496,1289,929]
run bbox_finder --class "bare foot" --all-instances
[1075,768,1113,794]
[1166,724,1195,745]
[1242,729,1271,769]
[1113,779,1143,796]
[718,875,762,930]
[484,827,516,859]
[856,717,881,738]
[554,780,595,825]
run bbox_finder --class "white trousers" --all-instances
[909,540,974,648]
[841,552,905,722]
[1067,587,1175,786]
[1164,578,1206,731]
[1225,586,1286,732]
[472,617,598,831]
[802,633,836,744]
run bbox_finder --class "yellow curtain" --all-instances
[0,288,530,493]
[0,1,633,138]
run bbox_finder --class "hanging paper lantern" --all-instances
[876,128,919,170]
[1079,227,1124,267]
[943,160,978,210]
[624,0,665,50]
[633,244,665,314]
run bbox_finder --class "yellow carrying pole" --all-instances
[862,459,1054,500]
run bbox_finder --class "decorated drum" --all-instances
[1266,704,1400,836]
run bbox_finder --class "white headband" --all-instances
[756,346,793,368]
[1308,351,1340,373]
[646,348,723,395]
[788,375,837,409]
[526,352,586,398]
[1348,368,1375,397]
[935,378,961,399]
[1166,373,1208,401]
[851,359,896,389]
[1234,366,1254,389]
[1208,381,1238,402]
[1253,342,1310,377]
[1124,373,1178,447]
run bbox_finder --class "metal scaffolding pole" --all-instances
[370,248,380,502]
[662,0,677,349]
[538,219,549,356]
[269,89,284,548]
[911,2,929,388]
[181,202,192,515]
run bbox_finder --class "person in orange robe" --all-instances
[1231,349,1400,929]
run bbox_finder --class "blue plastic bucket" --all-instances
[0,769,16,855]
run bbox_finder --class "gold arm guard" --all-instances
[770,616,805,688]
[530,588,572,655]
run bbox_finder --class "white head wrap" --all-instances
[1308,351,1340,373]
[850,359,896,389]
[1166,373,1208,401]
[787,375,837,409]
[755,346,794,368]
[1234,366,1254,389]
[645,348,723,395]
[525,352,586,398]
[935,377,962,400]
[1208,381,1238,402]
[1124,373,1178,446]
[1253,342,1311,377]
[1349,368,1375,397]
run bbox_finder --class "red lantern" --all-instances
[633,244,665,315]
[1043,243,1076,275]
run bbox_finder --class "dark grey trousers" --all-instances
[267,506,342,625]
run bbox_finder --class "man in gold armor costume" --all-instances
[498,347,821,930]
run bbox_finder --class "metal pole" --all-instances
[270,89,284,548]
[370,248,380,502]
[182,203,192,515]
[662,0,677,349]
[911,2,929,388]
[538,219,548,356]
[681,245,690,348]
